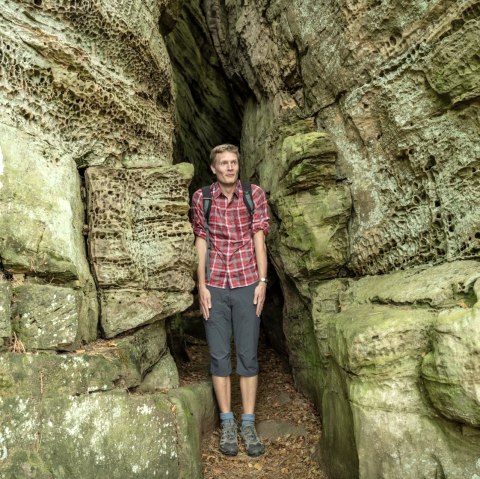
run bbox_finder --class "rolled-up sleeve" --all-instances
[251,185,269,236]
[191,189,207,240]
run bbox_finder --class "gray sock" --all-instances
[241,413,255,428]
[220,411,234,425]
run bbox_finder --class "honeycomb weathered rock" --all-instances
[0,0,176,168]
[207,0,480,276]
[86,164,195,291]
[0,2,214,474]
[203,1,480,477]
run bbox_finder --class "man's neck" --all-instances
[217,180,237,199]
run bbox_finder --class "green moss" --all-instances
[0,371,13,390]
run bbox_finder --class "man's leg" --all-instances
[204,286,238,456]
[239,375,257,414]
[212,375,231,413]
[231,283,265,457]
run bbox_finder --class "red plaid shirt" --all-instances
[191,181,269,288]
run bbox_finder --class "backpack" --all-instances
[202,180,255,281]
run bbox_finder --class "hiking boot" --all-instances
[219,420,238,456]
[240,424,265,457]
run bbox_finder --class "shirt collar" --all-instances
[212,180,242,199]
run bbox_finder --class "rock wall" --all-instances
[0,1,216,476]
[203,0,480,477]
[164,0,242,192]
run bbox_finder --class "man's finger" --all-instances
[256,299,262,316]
[201,302,209,320]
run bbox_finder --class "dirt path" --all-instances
[178,337,328,479]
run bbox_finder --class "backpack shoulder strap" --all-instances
[241,180,255,219]
[202,185,212,223]
[201,185,213,282]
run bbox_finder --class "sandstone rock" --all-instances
[257,420,306,441]
[0,352,136,399]
[328,303,435,378]
[0,321,168,399]
[0,0,175,168]
[0,1,212,475]
[0,124,91,282]
[164,0,241,191]
[137,352,179,392]
[114,321,169,382]
[209,1,480,278]
[424,19,480,105]
[280,275,324,411]
[273,184,351,280]
[0,282,11,345]
[0,383,216,479]
[11,284,96,351]
[422,299,480,427]
[168,382,217,477]
[86,163,195,337]
[100,289,192,338]
[85,164,195,292]
[315,261,480,479]
[341,260,480,308]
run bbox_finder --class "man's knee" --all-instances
[236,352,259,377]
[210,352,232,376]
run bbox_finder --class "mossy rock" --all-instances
[0,383,216,478]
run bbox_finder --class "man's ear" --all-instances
[210,164,216,175]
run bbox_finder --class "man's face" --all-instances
[211,151,239,186]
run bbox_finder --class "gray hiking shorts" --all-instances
[204,283,261,377]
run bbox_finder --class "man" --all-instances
[191,144,269,457]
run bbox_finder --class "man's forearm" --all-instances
[253,231,267,278]
[195,236,207,287]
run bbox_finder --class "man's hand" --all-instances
[253,281,267,317]
[198,285,212,320]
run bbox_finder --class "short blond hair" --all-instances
[210,144,240,165]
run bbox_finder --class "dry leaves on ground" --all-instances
[178,336,328,479]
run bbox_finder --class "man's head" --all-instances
[209,144,240,166]
[210,144,240,187]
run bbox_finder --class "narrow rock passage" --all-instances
[178,334,327,478]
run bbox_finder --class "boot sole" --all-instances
[219,448,238,456]
[246,449,265,457]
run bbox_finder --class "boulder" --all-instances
[137,352,180,392]
[100,289,192,338]
[0,383,216,479]
[0,321,169,398]
[314,261,480,479]
[422,299,480,427]
[85,163,195,292]
[0,124,91,282]
[85,164,195,338]
[11,284,96,351]
[0,282,12,346]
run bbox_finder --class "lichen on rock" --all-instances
[203,1,480,477]
[0,0,215,475]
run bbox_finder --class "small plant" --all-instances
[9,332,26,353]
